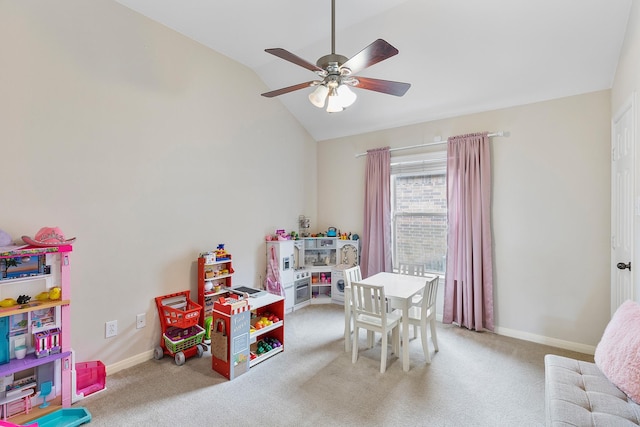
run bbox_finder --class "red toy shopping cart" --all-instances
[154,291,206,365]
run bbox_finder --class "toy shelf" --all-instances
[311,284,332,303]
[203,289,227,299]
[248,294,285,368]
[0,273,52,286]
[204,273,232,281]
[0,299,70,318]
[0,246,70,258]
[197,253,234,329]
[249,345,283,367]
[203,259,232,266]
[0,351,71,377]
[249,320,284,344]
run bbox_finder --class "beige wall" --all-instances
[318,91,612,351]
[0,0,629,369]
[0,0,317,368]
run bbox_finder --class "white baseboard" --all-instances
[436,313,596,355]
[493,326,596,355]
[103,316,595,377]
[105,349,154,375]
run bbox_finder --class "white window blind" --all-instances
[390,151,446,176]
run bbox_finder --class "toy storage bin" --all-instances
[163,324,205,354]
[76,360,106,397]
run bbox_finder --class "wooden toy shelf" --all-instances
[202,289,227,299]
[248,294,284,368]
[250,346,283,367]
[0,300,70,317]
[249,320,283,342]
[249,317,284,368]
[198,247,285,378]
[197,253,235,329]
[211,291,285,378]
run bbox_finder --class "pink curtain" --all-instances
[443,132,494,331]
[361,147,392,278]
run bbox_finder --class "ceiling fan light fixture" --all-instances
[308,84,329,108]
[261,0,410,109]
[326,87,344,113]
[336,84,357,108]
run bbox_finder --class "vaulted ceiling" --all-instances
[114,0,632,141]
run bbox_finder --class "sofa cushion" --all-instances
[545,354,640,426]
[595,300,640,404]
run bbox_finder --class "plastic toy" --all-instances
[154,291,206,365]
[204,316,213,344]
[39,381,52,408]
[23,407,92,427]
[35,291,50,301]
[48,287,61,300]
[215,244,230,261]
[0,298,16,307]
[256,337,282,355]
[33,327,60,358]
[16,295,30,305]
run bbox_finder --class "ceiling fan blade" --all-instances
[353,77,411,97]
[261,81,317,98]
[340,39,399,75]
[265,48,324,73]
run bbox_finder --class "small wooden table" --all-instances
[358,272,429,372]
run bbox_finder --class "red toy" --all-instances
[153,291,206,365]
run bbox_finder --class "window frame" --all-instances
[390,151,447,274]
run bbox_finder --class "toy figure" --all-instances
[17,295,31,305]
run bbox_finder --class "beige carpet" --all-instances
[80,304,593,426]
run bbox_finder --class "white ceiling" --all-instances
[114,0,632,141]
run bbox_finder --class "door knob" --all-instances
[617,262,631,271]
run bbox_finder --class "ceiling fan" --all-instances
[261,0,411,113]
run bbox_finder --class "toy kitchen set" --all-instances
[265,221,359,313]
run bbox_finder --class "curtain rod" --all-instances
[354,131,506,158]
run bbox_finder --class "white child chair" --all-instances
[398,263,425,277]
[405,275,440,363]
[351,281,402,373]
[343,265,362,352]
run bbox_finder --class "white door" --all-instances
[611,93,636,316]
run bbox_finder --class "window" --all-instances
[391,151,447,274]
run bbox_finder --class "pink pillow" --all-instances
[594,300,640,403]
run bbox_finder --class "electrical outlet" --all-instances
[136,313,146,329]
[105,320,117,338]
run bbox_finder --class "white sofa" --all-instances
[545,300,640,426]
[545,354,640,426]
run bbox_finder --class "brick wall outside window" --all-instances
[392,174,447,273]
